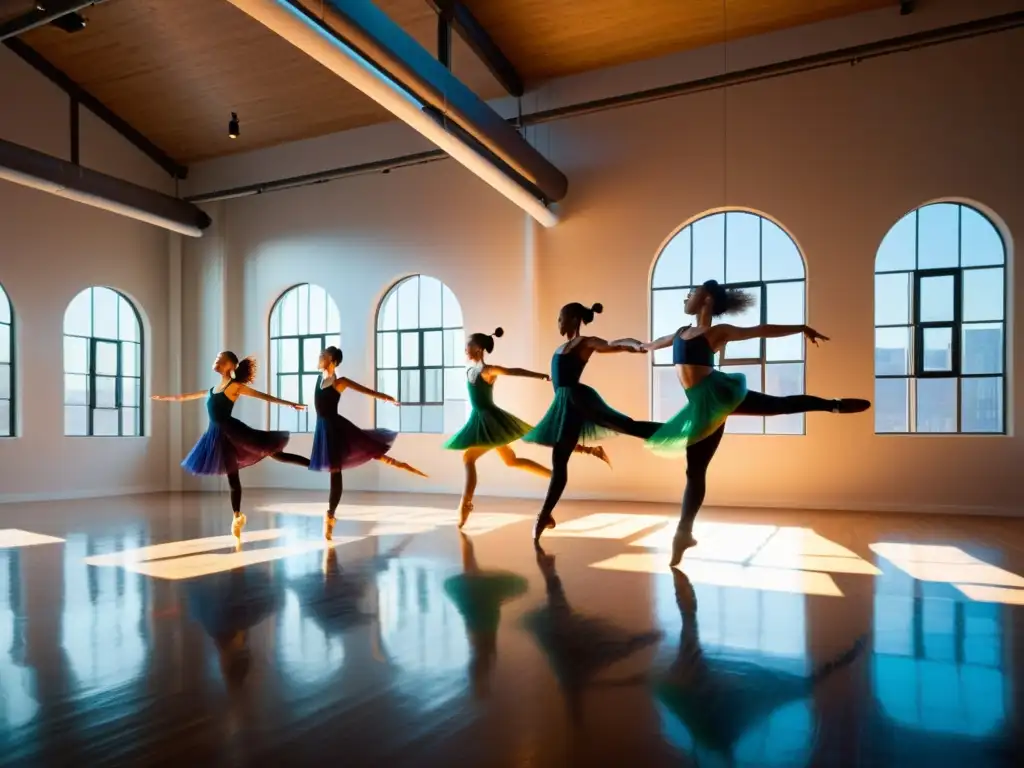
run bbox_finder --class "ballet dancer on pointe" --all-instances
[311,346,426,541]
[640,280,870,565]
[522,302,661,543]
[153,351,309,539]
[444,327,609,528]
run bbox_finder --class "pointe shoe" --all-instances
[834,398,871,414]
[458,502,474,528]
[533,513,556,543]
[591,446,612,468]
[669,529,697,567]
[324,514,336,541]
[231,513,247,540]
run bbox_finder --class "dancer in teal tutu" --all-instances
[523,302,660,543]
[444,327,609,528]
[638,280,870,565]
[153,351,309,539]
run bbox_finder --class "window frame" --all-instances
[0,284,13,438]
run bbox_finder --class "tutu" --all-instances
[443,572,529,635]
[646,369,748,453]
[444,370,533,450]
[522,384,634,447]
[309,375,396,471]
[182,389,289,475]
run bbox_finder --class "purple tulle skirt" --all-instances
[182,418,290,476]
[309,413,396,472]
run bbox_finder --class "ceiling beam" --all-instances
[899,1,915,15]
[426,0,523,97]
[436,14,451,68]
[3,38,188,179]
[0,0,105,41]
[0,137,210,237]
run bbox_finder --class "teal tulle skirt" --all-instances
[646,370,748,453]
[443,406,534,451]
[522,385,633,447]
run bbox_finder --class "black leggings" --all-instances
[678,391,837,532]
[226,451,309,513]
[328,471,343,516]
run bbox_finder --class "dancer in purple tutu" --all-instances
[153,351,309,539]
[312,346,426,540]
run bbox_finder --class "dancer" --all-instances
[523,302,660,542]
[153,351,309,539]
[444,327,609,528]
[311,346,426,540]
[640,280,870,565]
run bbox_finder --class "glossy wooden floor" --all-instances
[1,491,1022,766]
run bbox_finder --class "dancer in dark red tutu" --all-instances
[153,351,308,539]
[312,346,425,540]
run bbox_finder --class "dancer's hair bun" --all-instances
[492,327,504,338]
[591,302,604,314]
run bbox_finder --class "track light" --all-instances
[228,112,239,139]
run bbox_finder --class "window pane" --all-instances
[921,327,953,373]
[117,297,139,342]
[875,327,911,376]
[444,399,469,433]
[296,284,310,335]
[422,405,443,433]
[270,299,283,337]
[919,275,954,322]
[123,378,140,406]
[63,336,88,374]
[423,368,442,402]
[761,220,804,281]
[400,369,421,403]
[303,337,322,372]
[445,367,467,401]
[874,273,911,326]
[398,277,419,329]
[915,378,956,432]
[95,341,117,376]
[379,291,398,331]
[64,405,87,435]
[280,375,299,404]
[419,275,443,327]
[722,287,761,360]
[65,289,92,336]
[765,282,805,361]
[278,407,299,433]
[725,212,761,283]
[93,408,119,436]
[765,363,805,435]
[92,287,118,339]
[95,376,116,408]
[652,289,686,366]
[962,323,1003,375]
[400,405,422,432]
[0,364,8,400]
[122,407,138,437]
[652,229,691,288]
[960,207,1004,267]
[122,342,139,377]
[442,284,463,328]
[308,284,328,334]
[423,331,442,367]
[918,204,959,269]
[377,401,400,431]
[327,297,340,333]
[692,214,725,283]
[961,377,1003,433]
[281,338,299,373]
[378,331,398,369]
[875,211,916,272]
[300,374,318,409]
[875,377,909,433]
[400,332,420,367]
[377,370,398,400]
[962,268,1004,322]
[0,325,9,363]
[653,365,687,423]
[65,374,87,405]
[0,286,9,324]
[721,364,763,434]
[281,288,299,336]
[0,401,9,437]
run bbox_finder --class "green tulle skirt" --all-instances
[646,369,748,453]
[522,384,633,447]
[443,572,529,635]
[443,405,534,451]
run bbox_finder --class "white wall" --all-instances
[0,45,175,501]
[180,0,1021,515]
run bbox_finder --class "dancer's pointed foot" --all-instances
[669,529,697,567]
[231,512,247,541]
[323,513,336,541]
[833,398,871,414]
[591,446,612,468]
[457,501,474,528]
[533,512,556,543]
[381,455,428,477]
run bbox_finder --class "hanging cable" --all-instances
[722,0,729,209]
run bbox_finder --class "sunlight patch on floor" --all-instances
[0,529,66,548]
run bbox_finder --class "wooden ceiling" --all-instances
[15,0,893,166]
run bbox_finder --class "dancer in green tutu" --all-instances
[444,327,608,527]
[639,280,870,566]
[523,302,661,543]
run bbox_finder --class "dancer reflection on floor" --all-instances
[639,281,870,565]
[312,346,426,541]
[655,570,866,765]
[445,328,609,528]
[523,303,661,542]
[523,546,662,725]
[443,533,528,698]
[153,351,309,539]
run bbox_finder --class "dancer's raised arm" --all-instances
[152,391,207,402]
[336,377,397,404]
[485,365,549,381]
[235,383,305,410]
[708,323,828,346]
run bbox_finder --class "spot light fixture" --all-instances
[228,112,240,139]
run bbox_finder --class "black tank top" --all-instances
[672,329,715,367]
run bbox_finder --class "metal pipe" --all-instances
[0,0,106,41]
[188,11,1023,205]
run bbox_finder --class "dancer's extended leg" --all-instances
[495,445,551,478]
[270,451,311,467]
[459,447,491,527]
[377,454,428,477]
[573,444,612,467]
[534,415,584,543]
[671,425,725,567]
[323,470,343,540]
[734,391,870,416]
[227,471,246,539]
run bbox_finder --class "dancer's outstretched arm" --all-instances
[637,332,677,352]
[235,384,305,410]
[336,377,398,404]
[152,391,207,402]
[584,336,646,354]
[710,323,828,346]
[485,365,549,381]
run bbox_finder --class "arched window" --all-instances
[375,275,466,434]
[874,202,1007,434]
[63,287,144,436]
[651,211,807,434]
[0,283,13,437]
[268,283,341,433]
